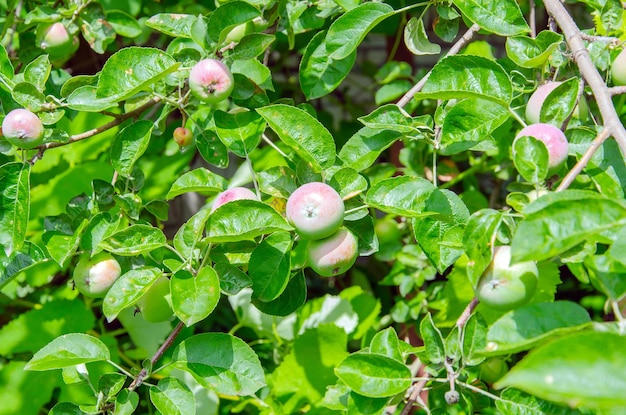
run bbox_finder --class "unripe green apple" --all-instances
[475,246,538,311]
[173,127,193,148]
[73,252,122,298]
[515,123,569,171]
[286,182,345,240]
[2,108,45,149]
[211,187,258,212]
[188,59,234,104]
[478,358,508,384]
[611,48,626,86]
[224,21,255,43]
[307,228,358,277]
[36,22,79,62]
[138,276,173,323]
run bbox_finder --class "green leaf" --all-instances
[25,333,110,371]
[325,2,394,60]
[335,353,412,398]
[540,78,580,126]
[207,200,293,242]
[365,176,436,217]
[231,59,274,92]
[453,0,530,35]
[463,209,504,285]
[171,267,220,326]
[338,127,402,172]
[412,189,469,272]
[66,85,116,112]
[206,1,260,44]
[483,301,592,355]
[12,82,45,111]
[329,168,368,200]
[440,98,509,155]
[0,43,14,81]
[249,232,292,302]
[404,17,441,56]
[174,207,211,259]
[511,191,626,262]
[462,313,488,366]
[230,33,276,61]
[416,55,512,105]
[358,104,416,134]
[495,331,626,409]
[115,389,139,415]
[420,313,445,364]
[513,135,550,183]
[257,165,298,198]
[43,219,88,268]
[166,168,228,200]
[172,332,266,396]
[585,254,626,300]
[111,120,154,177]
[146,13,197,38]
[24,55,51,90]
[106,10,142,38]
[149,377,195,415]
[252,270,306,316]
[506,30,563,68]
[257,104,335,171]
[96,47,179,101]
[100,224,167,255]
[270,324,348,412]
[299,31,357,100]
[0,241,46,289]
[214,110,265,157]
[496,388,583,415]
[0,162,30,255]
[103,267,163,322]
[370,327,403,362]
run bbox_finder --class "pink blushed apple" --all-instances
[515,123,569,171]
[73,252,122,298]
[188,59,234,104]
[2,108,45,149]
[286,182,345,240]
[211,187,258,212]
[307,228,358,277]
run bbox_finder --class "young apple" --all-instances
[2,108,45,149]
[73,252,122,298]
[475,246,538,311]
[525,81,587,124]
[36,22,79,62]
[188,58,234,104]
[211,187,258,212]
[515,123,569,171]
[286,182,345,240]
[138,276,173,323]
[173,127,193,148]
[307,228,358,277]
[611,48,626,86]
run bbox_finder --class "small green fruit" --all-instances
[139,276,173,323]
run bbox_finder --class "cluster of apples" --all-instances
[211,182,359,278]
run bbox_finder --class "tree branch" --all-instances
[556,128,611,191]
[542,0,626,156]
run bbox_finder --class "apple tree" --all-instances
[1,0,626,413]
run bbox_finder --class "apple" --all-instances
[478,358,508,384]
[173,126,193,148]
[36,22,79,62]
[188,58,234,104]
[514,123,569,171]
[211,186,258,212]
[307,228,358,277]
[2,108,45,149]
[73,252,122,298]
[138,276,173,323]
[286,182,345,240]
[475,245,538,311]
[224,21,255,44]
[611,48,626,86]
[525,81,587,123]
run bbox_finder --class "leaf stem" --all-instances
[556,127,610,191]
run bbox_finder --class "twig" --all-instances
[30,97,161,163]
[579,32,620,45]
[556,128,611,191]
[543,0,626,156]
[456,297,479,330]
[127,321,185,391]
[397,24,481,108]
[529,0,536,38]
[401,371,430,415]
[608,86,626,96]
